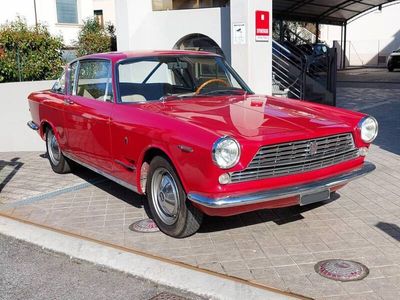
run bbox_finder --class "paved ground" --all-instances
[0,234,202,300]
[338,68,400,89]
[1,71,400,299]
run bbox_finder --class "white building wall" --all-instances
[115,0,230,59]
[321,3,400,67]
[0,81,53,152]
[115,0,273,95]
[0,0,94,46]
[93,0,116,25]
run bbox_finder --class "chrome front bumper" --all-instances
[188,162,376,209]
[27,121,39,131]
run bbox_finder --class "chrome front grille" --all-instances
[231,133,359,183]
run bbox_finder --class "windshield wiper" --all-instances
[200,89,247,96]
[159,94,195,101]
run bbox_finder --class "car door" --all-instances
[47,69,68,149]
[110,58,178,188]
[63,59,114,173]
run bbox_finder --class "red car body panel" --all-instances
[28,51,371,217]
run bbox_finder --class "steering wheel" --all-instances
[195,79,229,95]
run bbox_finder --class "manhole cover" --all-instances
[315,259,369,282]
[129,219,159,233]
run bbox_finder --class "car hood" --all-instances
[390,52,400,57]
[138,95,355,143]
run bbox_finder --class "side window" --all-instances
[52,70,66,94]
[76,60,113,102]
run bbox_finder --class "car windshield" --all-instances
[117,55,252,103]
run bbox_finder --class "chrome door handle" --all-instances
[64,98,74,105]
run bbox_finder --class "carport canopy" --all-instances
[273,0,396,25]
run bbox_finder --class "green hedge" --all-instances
[76,18,116,57]
[0,18,64,83]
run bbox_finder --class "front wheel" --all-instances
[46,128,71,174]
[146,156,203,238]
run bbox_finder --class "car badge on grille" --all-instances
[309,141,318,156]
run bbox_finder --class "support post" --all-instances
[230,0,273,95]
[342,22,347,69]
[33,0,38,28]
[340,25,344,70]
[315,22,319,43]
[279,18,284,43]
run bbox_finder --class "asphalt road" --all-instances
[0,234,204,300]
[337,68,400,88]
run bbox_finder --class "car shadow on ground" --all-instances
[39,154,346,233]
[0,158,23,193]
[68,162,146,210]
[198,193,340,233]
[362,101,400,156]
[375,222,400,242]
[40,151,343,233]
[58,154,343,234]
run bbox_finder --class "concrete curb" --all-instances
[0,215,302,300]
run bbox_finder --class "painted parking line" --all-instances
[0,179,106,209]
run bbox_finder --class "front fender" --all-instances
[135,143,191,195]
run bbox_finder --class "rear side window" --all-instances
[76,60,113,102]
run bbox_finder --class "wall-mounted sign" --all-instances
[255,11,270,42]
[233,22,246,45]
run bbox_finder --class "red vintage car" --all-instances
[28,51,378,238]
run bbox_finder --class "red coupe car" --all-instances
[28,50,378,238]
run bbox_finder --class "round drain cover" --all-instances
[129,219,159,233]
[315,259,369,282]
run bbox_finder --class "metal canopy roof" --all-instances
[274,0,396,25]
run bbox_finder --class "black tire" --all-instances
[46,128,71,174]
[146,156,203,238]
[388,66,394,72]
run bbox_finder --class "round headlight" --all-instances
[359,116,378,143]
[212,137,241,169]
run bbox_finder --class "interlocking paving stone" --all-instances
[1,84,400,299]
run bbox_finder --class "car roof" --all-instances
[77,50,221,63]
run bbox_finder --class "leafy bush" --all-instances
[76,18,116,57]
[0,17,64,83]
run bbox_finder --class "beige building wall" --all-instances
[93,0,116,25]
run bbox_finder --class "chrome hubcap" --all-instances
[151,168,180,225]
[47,131,61,166]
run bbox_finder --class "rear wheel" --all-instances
[46,128,71,174]
[388,66,394,72]
[146,156,203,238]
